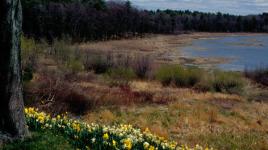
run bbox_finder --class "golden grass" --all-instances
[80,76,268,148]
[31,64,268,148]
[25,33,268,149]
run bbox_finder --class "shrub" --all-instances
[131,55,152,79]
[155,65,178,86]
[106,67,136,87]
[24,68,92,115]
[155,65,202,88]
[173,67,202,87]
[66,59,84,74]
[64,89,92,115]
[84,54,113,74]
[186,67,203,86]
[173,67,189,87]
[194,76,213,92]
[245,66,268,86]
[113,54,152,79]
[211,71,245,94]
[83,53,153,79]
[155,65,245,94]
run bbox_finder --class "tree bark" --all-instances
[0,0,29,141]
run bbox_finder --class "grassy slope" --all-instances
[82,94,268,149]
[21,34,268,150]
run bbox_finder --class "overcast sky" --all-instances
[130,0,268,15]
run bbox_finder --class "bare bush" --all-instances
[131,55,152,79]
[24,69,91,115]
[83,52,114,74]
[83,52,152,79]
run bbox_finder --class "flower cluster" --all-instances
[25,107,212,150]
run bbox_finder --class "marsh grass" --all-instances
[155,65,246,94]
[154,65,202,87]
[211,71,246,94]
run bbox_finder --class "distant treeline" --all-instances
[22,0,268,41]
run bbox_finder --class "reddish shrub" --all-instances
[24,69,92,115]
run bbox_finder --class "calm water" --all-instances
[182,35,268,71]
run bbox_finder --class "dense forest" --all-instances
[22,0,268,41]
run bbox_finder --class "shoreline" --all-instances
[79,32,267,69]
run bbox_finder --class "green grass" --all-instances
[154,65,246,94]
[2,131,73,150]
[155,65,202,87]
[211,71,246,94]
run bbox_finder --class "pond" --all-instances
[181,34,268,71]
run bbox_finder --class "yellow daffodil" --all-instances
[24,108,28,113]
[103,133,109,140]
[72,123,81,132]
[123,138,132,150]
[37,115,45,123]
[24,107,210,150]
[149,145,155,150]
[112,140,117,147]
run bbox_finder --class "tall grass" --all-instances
[155,65,203,88]
[211,71,245,94]
[155,65,246,94]
[106,67,136,87]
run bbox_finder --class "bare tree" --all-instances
[0,0,29,142]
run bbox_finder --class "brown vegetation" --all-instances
[21,34,268,149]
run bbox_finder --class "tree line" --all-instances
[22,0,268,42]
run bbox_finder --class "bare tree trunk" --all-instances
[0,0,29,142]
